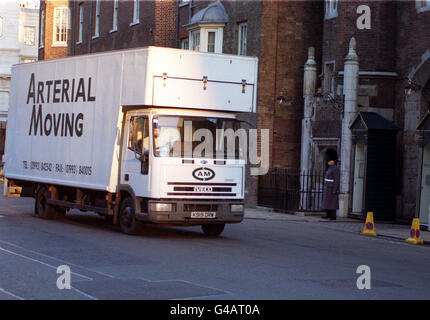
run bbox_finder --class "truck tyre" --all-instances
[35,187,58,219]
[119,197,141,235]
[201,224,225,237]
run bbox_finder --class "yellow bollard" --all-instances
[0,168,3,182]
[361,212,377,237]
[405,218,424,245]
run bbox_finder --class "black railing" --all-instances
[258,169,325,212]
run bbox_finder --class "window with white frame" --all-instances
[21,57,36,63]
[188,27,223,53]
[112,0,118,31]
[0,17,3,37]
[181,38,189,50]
[53,7,68,46]
[132,0,139,24]
[238,22,247,56]
[207,31,215,53]
[39,10,45,46]
[190,30,200,51]
[77,4,84,43]
[94,0,100,37]
[325,0,338,19]
[24,26,35,46]
[417,0,430,12]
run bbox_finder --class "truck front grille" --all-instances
[167,182,237,197]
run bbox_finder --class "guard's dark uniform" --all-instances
[323,165,340,217]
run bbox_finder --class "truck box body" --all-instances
[4,47,258,194]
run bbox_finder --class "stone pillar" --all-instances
[301,47,317,173]
[338,38,359,217]
[403,90,421,219]
[300,47,317,210]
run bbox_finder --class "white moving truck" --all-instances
[3,47,258,236]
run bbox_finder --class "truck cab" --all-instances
[119,108,245,235]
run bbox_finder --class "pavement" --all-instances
[245,207,430,244]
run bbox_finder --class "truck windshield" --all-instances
[153,116,244,159]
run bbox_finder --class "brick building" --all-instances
[68,0,176,55]
[301,0,430,225]
[178,0,323,170]
[36,0,322,206]
[38,0,69,60]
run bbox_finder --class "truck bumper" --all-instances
[136,199,244,225]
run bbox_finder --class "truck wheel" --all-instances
[35,187,58,219]
[201,224,225,237]
[119,197,141,235]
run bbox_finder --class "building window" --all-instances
[188,27,223,53]
[39,10,45,47]
[24,26,35,46]
[21,57,36,63]
[417,0,430,12]
[190,30,200,51]
[181,38,189,50]
[132,0,139,24]
[53,7,68,46]
[94,0,100,37]
[207,31,215,53]
[111,0,118,32]
[77,4,84,43]
[325,0,338,19]
[237,22,247,56]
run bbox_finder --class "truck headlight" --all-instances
[150,203,173,212]
[230,204,244,212]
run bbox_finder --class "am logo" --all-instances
[192,167,215,181]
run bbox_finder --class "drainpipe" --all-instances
[339,37,359,217]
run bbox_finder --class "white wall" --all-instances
[0,0,39,120]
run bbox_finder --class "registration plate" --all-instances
[190,211,216,219]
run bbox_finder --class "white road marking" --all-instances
[0,246,93,281]
[71,286,98,300]
[0,288,25,300]
[0,215,5,218]
[0,239,116,279]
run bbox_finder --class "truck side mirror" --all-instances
[139,154,148,175]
